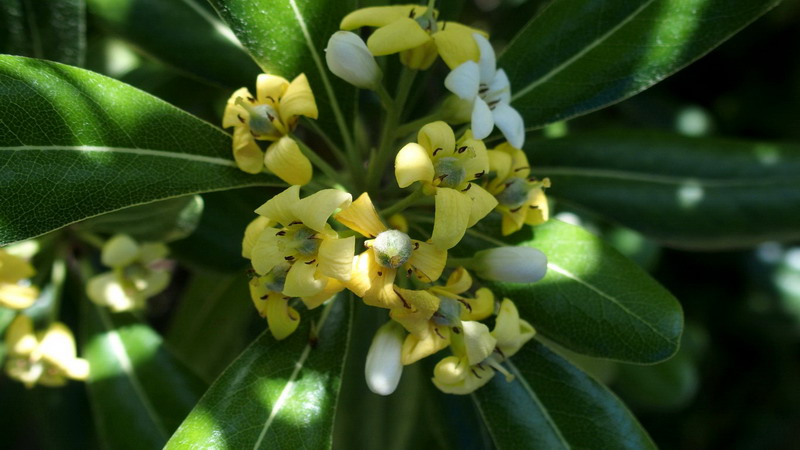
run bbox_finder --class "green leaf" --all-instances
[209,0,356,149]
[474,219,683,363]
[473,340,656,449]
[75,195,204,243]
[501,0,781,130]
[167,297,352,449]
[0,55,282,246]
[86,0,260,88]
[166,269,256,382]
[0,0,85,66]
[532,131,800,249]
[82,303,207,450]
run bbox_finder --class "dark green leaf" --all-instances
[209,0,356,149]
[0,55,282,246]
[0,0,85,66]
[167,297,352,449]
[473,340,655,449]
[476,219,683,363]
[86,0,260,88]
[82,303,207,450]
[501,0,781,130]
[532,131,800,249]
[75,195,204,243]
[166,269,256,382]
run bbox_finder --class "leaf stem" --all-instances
[292,135,351,190]
[380,187,425,218]
[395,112,442,138]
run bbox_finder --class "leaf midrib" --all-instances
[0,144,237,167]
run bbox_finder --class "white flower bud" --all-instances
[471,246,547,283]
[365,320,405,396]
[325,31,382,90]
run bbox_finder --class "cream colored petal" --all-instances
[317,236,356,281]
[0,250,35,283]
[465,183,498,227]
[395,143,435,188]
[492,299,536,358]
[266,295,300,340]
[462,287,494,321]
[5,314,37,356]
[418,121,455,159]
[487,148,513,183]
[0,284,38,309]
[524,189,549,225]
[431,187,471,250]
[232,127,265,174]
[293,189,353,233]
[86,272,137,311]
[301,278,345,310]
[492,102,525,149]
[399,40,438,70]
[264,137,313,186]
[65,358,90,380]
[283,258,326,298]
[509,146,531,176]
[470,97,493,140]
[251,228,286,275]
[432,356,494,395]
[461,320,496,365]
[38,322,78,371]
[242,216,273,259]
[280,73,318,123]
[137,243,168,265]
[346,250,402,309]
[340,5,429,29]
[222,87,252,128]
[458,131,489,181]
[444,60,480,100]
[501,210,523,236]
[139,270,170,298]
[101,234,139,268]
[249,276,271,318]
[443,266,472,295]
[432,24,480,69]
[254,185,300,226]
[334,192,387,238]
[366,18,431,56]
[401,325,450,365]
[394,287,440,315]
[256,74,289,106]
[407,240,446,283]
[473,33,496,83]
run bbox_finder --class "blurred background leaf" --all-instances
[0,0,85,66]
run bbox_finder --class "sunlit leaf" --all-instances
[0,55,282,246]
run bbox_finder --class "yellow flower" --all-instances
[395,121,497,249]
[340,5,485,70]
[247,186,354,310]
[0,249,39,310]
[391,267,495,365]
[86,235,171,312]
[223,74,318,184]
[334,192,446,309]
[4,315,89,388]
[485,142,550,235]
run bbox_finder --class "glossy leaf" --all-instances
[501,0,781,130]
[0,55,282,246]
[473,340,655,449]
[474,219,682,363]
[86,0,260,88]
[0,0,85,66]
[75,195,204,243]
[209,0,356,149]
[532,132,800,249]
[167,297,352,449]
[82,303,207,450]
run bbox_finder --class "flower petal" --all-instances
[444,60,480,100]
[487,147,513,184]
[340,5,428,29]
[524,188,550,226]
[395,143,435,188]
[294,189,353,233]
[280,73,318,122]
[470,97,494,140]
[317,236,356,281]
[408,240,446,282]
[242,216,273,259]
[256,74,289,106]
[492,102,525,149]
[432,355,494,395]
[401,324,450,365]
[366,17,431,56]
[462,287,494,321]
[0,250,35,283]
[264,137,313,186]
[431,187,471,250]
[334,192,387,238]
[232,126,265,174]
[457,130,489,180]
[101,234,139,268]
[465,183,498,227]
[251,228,286,275]
[0,284,38,310]
[301,278,344,310]
[254,185,301,226]
[492,298,536,358]
[418,121,455,158]
[432,23,480,69]
[222,87,251,128]
[38,322,79,370]
[5,315,37,356]
[473,33,496,83]
[490,68,512,104]
[443,266,473,295]
[345,250,402,309]
[461,320,497,365]
[283,258,326,298]
[266,295,301,340]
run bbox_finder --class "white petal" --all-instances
[470,98,494,140]
[492,102,525,149]
[473,33,496,84]
[472,246,547,283]
[490,68,511,104]
[365,321,405,396]
[444,60,480,100]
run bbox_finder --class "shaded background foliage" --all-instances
[0,0,799,449]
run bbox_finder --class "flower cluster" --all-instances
[230,2,551,396]
[0,248,39,310]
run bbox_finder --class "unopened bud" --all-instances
[372,230,412,269]
[365,320,405,396]
[325,31,382,90]
[470,246,547,283]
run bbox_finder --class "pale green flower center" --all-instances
[434,156,467,188]
[373,230,413,269]
[496,177,529,208]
